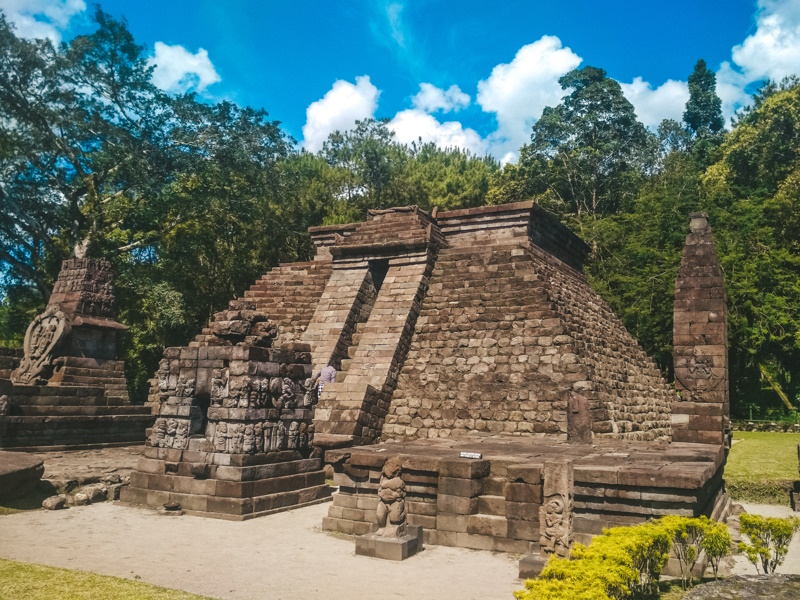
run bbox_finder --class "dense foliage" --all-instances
[514,516,731,600]
[1,7,798,414]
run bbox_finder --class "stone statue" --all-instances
[279,378,296,410]
[174,420,189,449]
[298,422,308,448]
[150,418,167,448]
[254,422,264,452]
[302,378,316,408]
[214,422,228,452]
[270,377,283,409]
[287,421,299,448]
[229,423,244,454]
[211,368,229,406]
[175,376,195,398]
[541,494,572,558]
[263,422,274,450]
[243,423,255,453]
[11,306,70,385]
[376,456,407,537]
[165,419,178,447]
[276,421,287,450]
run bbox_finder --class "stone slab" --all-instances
[0,450,44,499]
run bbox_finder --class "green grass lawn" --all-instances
[0,559,213,600]
[725,430,800,504]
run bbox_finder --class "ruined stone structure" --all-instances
[672,213,730,447]
[0,259,151,449]
[123,203,731,557]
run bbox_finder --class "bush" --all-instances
[659,516,709,589]
[514,516,731,600]
[702,521,733,579]
[738,513,800,574]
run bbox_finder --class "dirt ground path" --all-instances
[0,501,521,600]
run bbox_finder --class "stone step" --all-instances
[18,405,151,416]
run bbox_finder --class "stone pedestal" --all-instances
[355,525,423,561]
[122,342,333,519]
[0,450,44,500]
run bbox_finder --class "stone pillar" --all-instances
[520,459,573,578]
[672,213,729,446]
[539,460,574,558]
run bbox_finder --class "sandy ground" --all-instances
[730,502,800,576]
[0,501,521,600]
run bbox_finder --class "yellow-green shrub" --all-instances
[514,516,730,600]
[658,515,710,589]
[738,513,800,574]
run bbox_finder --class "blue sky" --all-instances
[5,0,800,161]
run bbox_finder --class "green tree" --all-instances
[516,66,657,217]
[684,59,724,135]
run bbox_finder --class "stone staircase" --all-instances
[192,260,333,347]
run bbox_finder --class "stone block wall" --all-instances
[535,250,674,440]
[385,202,673,443]
[322,441,729,552]
[323,452,541,553]
[385,243,583,439]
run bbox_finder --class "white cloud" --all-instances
[412,83,470,113]
[718,0,800,120]
[620,77,689,130]
[476,35,582,160]
[301,76,380,152]
[148,42,221,95]
[2,0,85,45]
[389,109,485,153]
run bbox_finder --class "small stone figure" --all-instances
[279,378,296,410]
[174,420,189,449]
[229,423,245,454]
[287,421,299,448]
[298,422,308,448]
[270,377,284,409]
[376,456,407,537]
[243,423,255,453]
[263,422,274,450]
[254,422,264,453]
[165,419,178,447]
[301,378,316,408]
[211,368,229,406]
[175,377,195,398]
[150,418,167,447]
[541,494,572,558]
[276,421,287,450]
[214,422,228,452]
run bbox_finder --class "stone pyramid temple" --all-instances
[121,202,731,562]
[0,258,152,449]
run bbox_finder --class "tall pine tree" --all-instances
[684,59,724,135]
